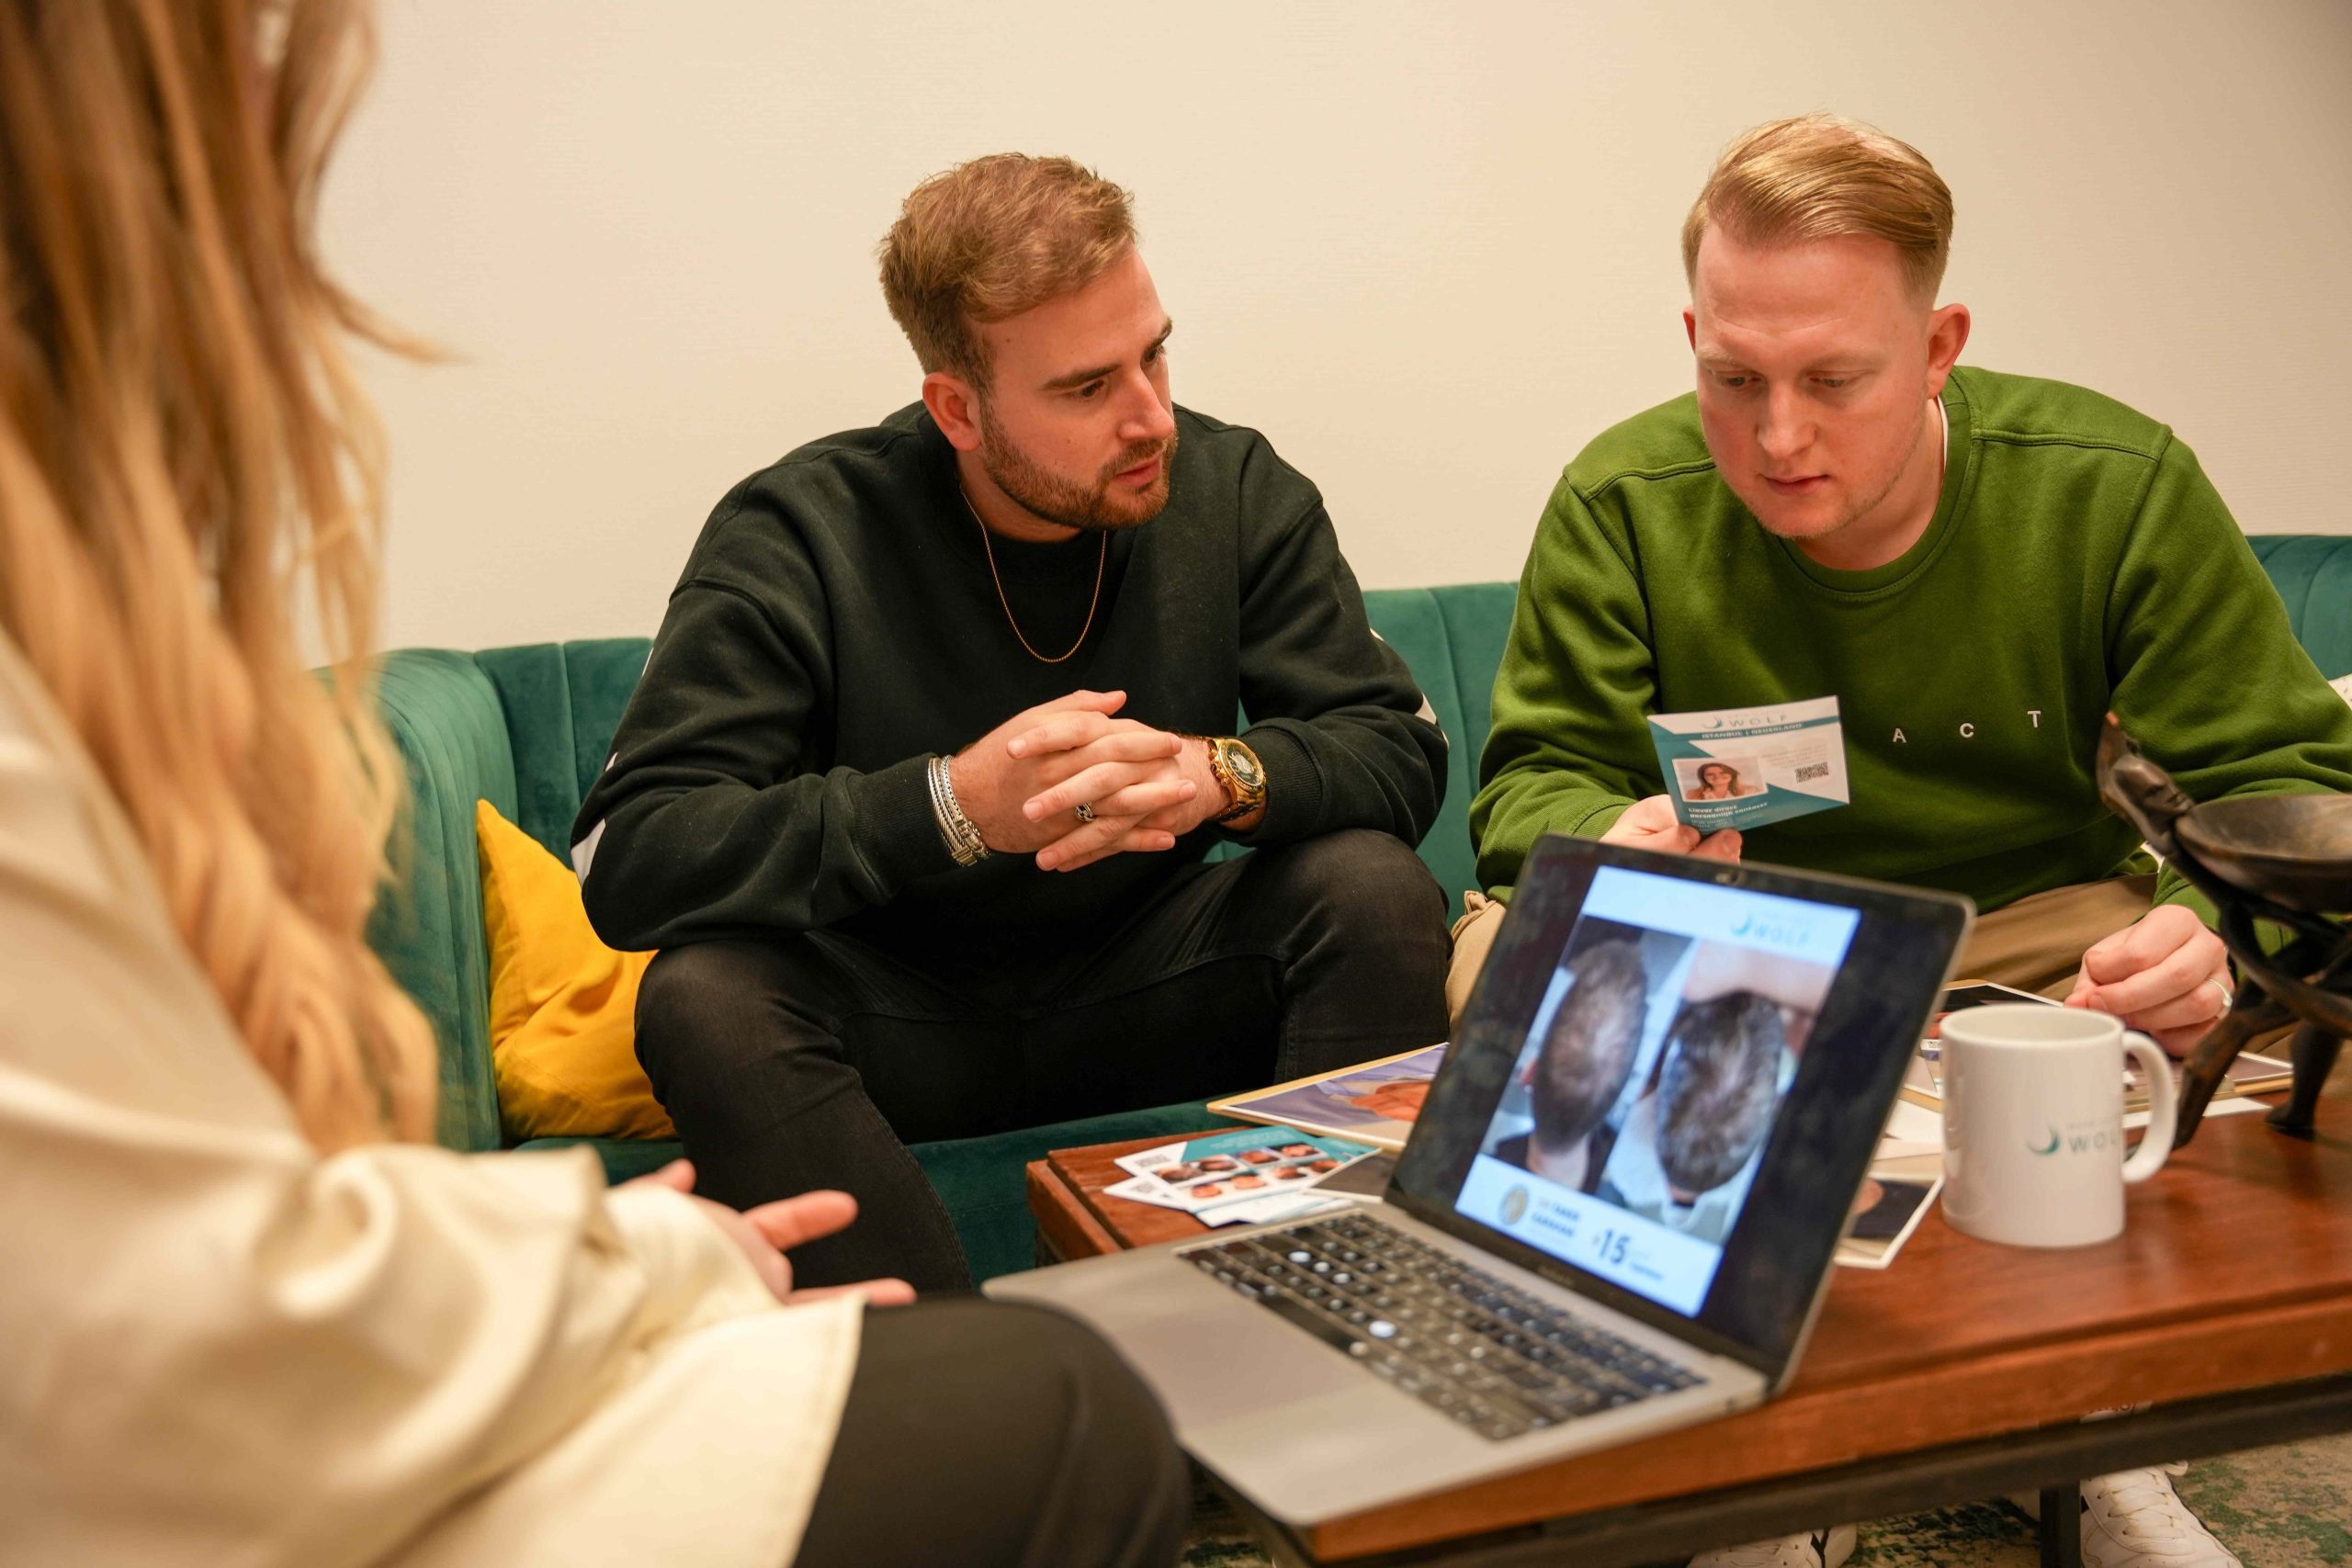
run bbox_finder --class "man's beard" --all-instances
[978,405,1178,532]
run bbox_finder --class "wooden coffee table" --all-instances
[1026,1100,2352,1566]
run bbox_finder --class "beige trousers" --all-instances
[1444,875,2161,1030]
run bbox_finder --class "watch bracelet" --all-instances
[1200,734,1267,825]
[926,754,990,866]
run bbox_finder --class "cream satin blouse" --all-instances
[0,637,858,1567]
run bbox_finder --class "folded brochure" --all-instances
[1206,1043,1445,1152]
[1649,695,1849,833]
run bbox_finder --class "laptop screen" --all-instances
[1392,838,1966,1377]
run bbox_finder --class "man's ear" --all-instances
[1924,302,1971,396]
[922,371,984,453]
[1683,309,1699,352]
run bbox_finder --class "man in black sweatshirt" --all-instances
[572,154,1450,1292]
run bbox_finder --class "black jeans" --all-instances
[792,1299,1189,1568]
[636,829,1451,1292]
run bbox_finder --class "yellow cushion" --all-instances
[475,799,674,1140]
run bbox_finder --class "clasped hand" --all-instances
[949,690,1224,872]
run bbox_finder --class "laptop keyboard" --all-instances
[1182,1213,1701,1441]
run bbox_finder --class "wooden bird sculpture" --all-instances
[2095,715,2352,1147]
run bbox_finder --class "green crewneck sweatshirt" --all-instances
[1472,367,2352,917]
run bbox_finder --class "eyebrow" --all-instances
[1700,351,1879,375]
[1041,320,1174,392]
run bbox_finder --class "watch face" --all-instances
[1225,744,1264,790]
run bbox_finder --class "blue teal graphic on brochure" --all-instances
[1648,695,1849,832]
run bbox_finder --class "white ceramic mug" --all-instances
[1939,1003,2177,1248]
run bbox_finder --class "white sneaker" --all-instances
[1688,1524,1856,1568]
[2076,1467,2244,1568]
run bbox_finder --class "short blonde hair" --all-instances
[1682,115,1954,303]
[878,153,1136,386]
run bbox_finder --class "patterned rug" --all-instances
[1180,1433,2352,1565]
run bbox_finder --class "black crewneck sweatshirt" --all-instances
[572,404,1446,955]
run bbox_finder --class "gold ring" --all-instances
[1074,802,1096,824]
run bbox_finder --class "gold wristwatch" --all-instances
[1204,736,1268,825]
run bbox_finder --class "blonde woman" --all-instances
[0,4,1182,1564]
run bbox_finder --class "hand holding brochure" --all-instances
[1650,696,1849,833]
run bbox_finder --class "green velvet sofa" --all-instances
[367,537,2352,1283]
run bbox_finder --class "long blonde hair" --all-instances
[0,0,435,1148]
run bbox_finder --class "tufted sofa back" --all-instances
[367,587,1517,1150]
[367,546,2352,1153]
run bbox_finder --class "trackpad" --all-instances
[1012,1260,1361,1427]
[1129,1303,1359,1427]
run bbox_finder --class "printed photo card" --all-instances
[1649,695,1849,833]
[1104,1127,1376,1227]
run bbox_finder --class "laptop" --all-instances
[986,836,1972,1527]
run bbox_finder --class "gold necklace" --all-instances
[959,487,1106,664]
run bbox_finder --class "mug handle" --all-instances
[2121,1031,2177,1184]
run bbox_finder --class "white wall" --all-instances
[326,0,2352,651]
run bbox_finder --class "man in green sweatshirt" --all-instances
[1465,115,2352,1568]
[573,154,1450,1296]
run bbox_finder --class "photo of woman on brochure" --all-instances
[1679,757,1764,801]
